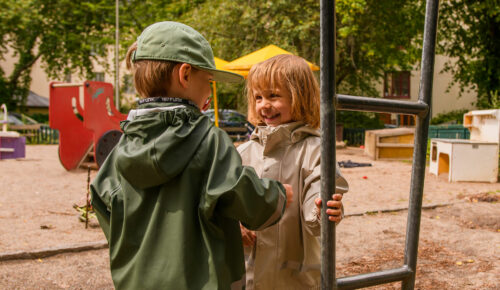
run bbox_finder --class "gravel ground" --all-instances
[0,145,498,289]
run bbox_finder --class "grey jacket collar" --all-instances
[127,105,189,120]
[250,122,319,153]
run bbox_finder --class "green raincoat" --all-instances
[91,101,286,290]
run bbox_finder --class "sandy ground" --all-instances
[0,145,498,289]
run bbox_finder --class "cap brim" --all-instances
[195,66,245,83]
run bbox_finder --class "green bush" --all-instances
[430,109,469,125]
[337,111,385,129]
[29,113,49,124]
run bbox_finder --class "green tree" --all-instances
[117,0,206,55]
[439,0,500,109]
[1,0,426,114]
[0,0,115,110]
[183,0,424,110]
[0,0,205,111]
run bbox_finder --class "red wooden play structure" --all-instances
[49,81,127,170]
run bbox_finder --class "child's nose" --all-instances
[262,99,272,108]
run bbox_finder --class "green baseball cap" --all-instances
[133,21,243,83]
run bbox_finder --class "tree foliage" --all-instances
[429,108,469,125]
[0,0,115,110]
[439,0,500,109]
[182,0,424,110]
[118,0,205,48]
[1,0,425,113]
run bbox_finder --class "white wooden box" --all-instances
[429,139,498,183]
[464,109,500,143]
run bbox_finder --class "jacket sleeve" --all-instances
[89,154,122,243]
[90,185,111,242]
[201,128,287,231]
[302,160,349,236]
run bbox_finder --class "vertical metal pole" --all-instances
[86,166,91,229]
[1,104,8,132]
[115,0,120,110]
[403,0,439,289]
[320,0,336,289]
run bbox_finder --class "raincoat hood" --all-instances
[117,103,208,189]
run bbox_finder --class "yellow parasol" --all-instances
[222,44,319,77]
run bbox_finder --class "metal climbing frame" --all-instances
[319,0,439,289]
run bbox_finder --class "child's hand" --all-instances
[314,193,343,224]
[240,223,256,247]
[283,184,293,208]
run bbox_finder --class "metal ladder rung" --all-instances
[337,266,412,289]
[337,94,429,116]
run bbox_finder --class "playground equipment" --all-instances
[463,109,500,143]
[429,109,500,182]
[429,139,498,182]
[319,0,439,288]
[49,81,126,170]
[364,127,415,160]
[0,104,26,160]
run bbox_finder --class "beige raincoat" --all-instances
[238,122,349,290]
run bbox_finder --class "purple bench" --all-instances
[0,131,26,160]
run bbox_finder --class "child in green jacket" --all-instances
[90,21,292,290]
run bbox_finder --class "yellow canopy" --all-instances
[214,57,229,69]
[214,57,245,75]
[222,45,319,77]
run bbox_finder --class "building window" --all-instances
[399,114,415,126]
[384,71,410,99]
[122,74,135,94]
[93,72,105,82]
[90,44,105,56]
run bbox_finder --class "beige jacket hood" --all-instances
[238,122,348,290]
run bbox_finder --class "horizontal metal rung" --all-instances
[337,266,412,289]
[337,94,428,116]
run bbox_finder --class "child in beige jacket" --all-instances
[238,54,349,290]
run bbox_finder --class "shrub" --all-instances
[337,111,385,129]
[29,113,49,124]
[430,109,469,125]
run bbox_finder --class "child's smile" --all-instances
[261,111,281,124]
[253,86,293,127]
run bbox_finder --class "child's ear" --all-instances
[178,63,192,88]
